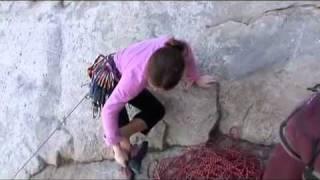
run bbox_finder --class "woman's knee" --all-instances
[134,101,165,135]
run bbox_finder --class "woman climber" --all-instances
[87,35,216,167]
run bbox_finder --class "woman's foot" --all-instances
[113,144,129,167]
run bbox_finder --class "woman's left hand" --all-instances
[195,75,217,88]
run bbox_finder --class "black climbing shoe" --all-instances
[128,141,149,174]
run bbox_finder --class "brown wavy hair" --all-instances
[147,38,186,90]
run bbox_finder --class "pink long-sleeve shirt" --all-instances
[102,35,200,146]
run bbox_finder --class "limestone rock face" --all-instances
[32,147,185,180]
[153,84,218,146]
[213,9,320,145]
[1,1,320,179]
[31,160,128,180]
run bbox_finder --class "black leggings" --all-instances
[118,89,165,135]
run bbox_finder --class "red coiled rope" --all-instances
[152,144,263,180]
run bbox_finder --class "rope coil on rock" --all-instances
[151,82,263,180]
[151,145,264,180]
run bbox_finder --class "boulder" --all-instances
[205,8,320,145]
[153,84,218,146]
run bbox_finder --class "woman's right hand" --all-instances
[113,144,129,167]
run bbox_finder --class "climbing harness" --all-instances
[87,53,121,119]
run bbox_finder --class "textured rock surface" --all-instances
[32,160,127,179]
[32,146,185,180]
[147,120,167,150]
[154,84,218,146]
[1,1,320,179]
[32,135,273,180]
[216,8,320,145]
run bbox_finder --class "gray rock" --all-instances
[32,161,127,180]
[2,1,320,179]
[147,121,167,150]
[37,128,74,166]
[32,146,185,180]
[129,119,166,151]
[213,8,320,145]
[60,100,114,162]
[130,133,146,146]
[153,84,219,146]
[0,14,59,178]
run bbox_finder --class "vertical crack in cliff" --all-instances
[241,104,253,130]
[208,82,222,142]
